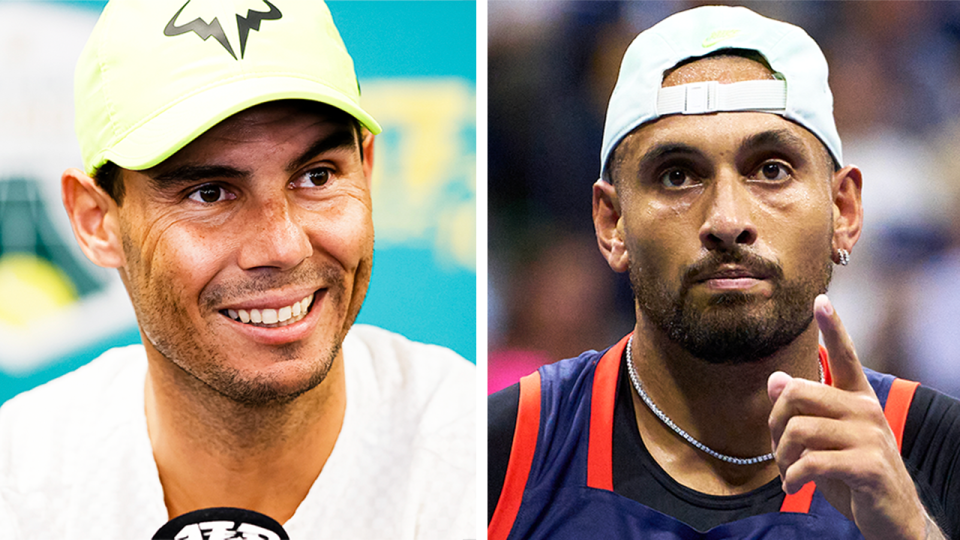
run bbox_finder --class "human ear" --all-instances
[61,167,124,268]
[360,132,375,189]
[830,165,863,263]
[593,179,629,273]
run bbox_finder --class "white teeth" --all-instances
[224,293,316,327]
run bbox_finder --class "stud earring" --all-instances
[837,248,850,266]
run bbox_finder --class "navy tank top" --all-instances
[489,335,920,540]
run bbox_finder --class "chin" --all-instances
[673,301,813,364]
[187,337,343,407]
[209,356,336,406]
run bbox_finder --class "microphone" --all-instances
[152,507,289,540]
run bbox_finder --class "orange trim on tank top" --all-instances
[488,370,542,540]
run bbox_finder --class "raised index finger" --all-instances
[815,294,871,393]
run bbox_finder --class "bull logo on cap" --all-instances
[163,0,282,60]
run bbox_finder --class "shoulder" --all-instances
[0,346,153,533]
[345,323,473,366]
[487,347,610,521]
[902,382,960,458]
[536,348,606,389]
[342,324,474,437]
[488,347,608,433]
[865,368,960,538]
[861,367,960,455]
[0,346,147,474]
[343,324,474,395]
[0,345,147,433]
[337,326,475,536]
[487,349,604,440]
[899,382,960,533]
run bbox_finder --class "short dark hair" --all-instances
[93,102,366,206]
[94,160,125,205]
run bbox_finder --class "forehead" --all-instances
[146,100,359,172]
[619,110,823,164]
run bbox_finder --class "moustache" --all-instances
[200,264,345,310]
[680,249,784,293]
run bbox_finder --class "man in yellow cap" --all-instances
[0,1,474,538]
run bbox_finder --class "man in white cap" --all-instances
[489,6,959,539]
[0,1,474,538]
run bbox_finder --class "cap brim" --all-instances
[97,75,381,174]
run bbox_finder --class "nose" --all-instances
[237,195,312,271]
[698,173,758,251]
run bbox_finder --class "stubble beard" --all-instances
[125,237,373,407]
[630,246,832,364]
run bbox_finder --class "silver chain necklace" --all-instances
[625,336,824,466]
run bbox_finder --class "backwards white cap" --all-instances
[600,5,841,181]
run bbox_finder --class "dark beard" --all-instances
[631,248,832,364]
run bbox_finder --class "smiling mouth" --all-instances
[220,293,315,328]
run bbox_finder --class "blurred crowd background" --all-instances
[488,0,960,397]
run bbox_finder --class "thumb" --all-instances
[767,371,793,405]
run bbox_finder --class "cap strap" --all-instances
[657,79,787,116]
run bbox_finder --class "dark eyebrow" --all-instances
[149,164,247,188]
[737,129,809,164]
[634,130,809,173]
[146,128,360,189]
[285,128,359,173]
[636,142,703,174]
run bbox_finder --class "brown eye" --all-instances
[306,169,330,186]
[199,186,220,202]
[188,184,232,203]
[760,162,788,181]
[291,167,334,190]
[660,168,693,188]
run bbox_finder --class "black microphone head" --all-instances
[152,507,289,540]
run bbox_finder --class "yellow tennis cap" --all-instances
[75,0,381,176]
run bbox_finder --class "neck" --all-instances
[143,345,346,523]
[629,313,821,495]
